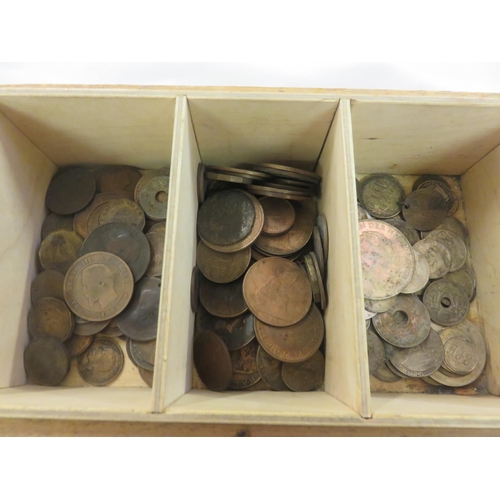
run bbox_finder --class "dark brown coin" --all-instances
[99,319,123,338]
[81,222,151,282]
[115,277,161,341]
[260,197,296,236]
[367,329,385,375]
[417,179,459,217]
[365,296,397,314]
[412,175,448,191]
[39,230,83,273]
[46,168,96,215]
[255,304,324,363]
[77,337,124,386]
[199,275,248,319]
[256,346,289,391]
[196,241,251,284]
[207,164,271,181]
[229,340,261,390]
[423,280,470,327]
[65,334,93,358]
[413,238,451,279]
[28,298,75,342]
[99,198,146,231]
[385,219,420,245]
[98,166,141,200]
[243,257,312,327]
[282,350,325,392]
[145,231,165,277]
[24,337,70,386]
[197,163,207,204]
[372,363,402,383]
[206,172,253,185]
[139,366,154,388]
[247,185,312,202]
[359,175,405,219]
[444,268,475,301]
[317,214,329,262]
[191,267,200,314]
[303,254,321,304]
[31,270,65,304]
[386,362,408,379]
[134,174,169,221]
[126,338,156,371]
[257,182,313,195]
[273,177,316,190]
[212,313,256,352]
[255,163,322,185]
[425,229,467,272]
[74,317,110,337]
[42,213,75,239]
[74,193,124,239]
[313,227,325,279]
[372,295,431,348]
[421,217,468,244]
[402,188,449,231]
[194,331,232,392]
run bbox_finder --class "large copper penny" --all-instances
[65,334,93,358]
[255,304,324,363]
[385,219,420,246]
[24,337,70,386]
[417,179,459,217]
[372,295,431,348]
[77,337,124,386]
[81,222,151,282]
[423,280,470,327]
[28,298,75,342]
[401,249,430,295]
[98,198,146,231]
[229,340,261,390]
[42,213,75,240]
[64,252,134,322]
[194,331,232,392]
[359,220,415,300]
[402,188,449,231]
[196,241,251,284]
[98,166,141,200]
[139,366,154,388]
[413,238,451,280]
[359,175,405,219]
[425,229,467,272]
[257,346,289,391]
[145,231,165,277]
[126,338,156,371]
[282,351,325,392]
[74,193,124,239]
[46,168,96,215]
[31,270,65,304]
[243,257,312,327]
[260,197,296,236]
[199,275,248,319]
[39,230,83,274]
[115,277,161,341]
[74,317,110,337]
[134,174,169,221]
[367,329,385,375]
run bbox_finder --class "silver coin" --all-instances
[425,229,467,272]
[367,329,385,375]
[359,175,406,219]
[365,310,377,320]
[358,205,368,221]
[366,319,371,330]
[423,280,470,327]
[385,219,420,246]
[439,327,478,376]
[421,217,468,244]
[413,238,451,280]
[402,249,430,295]
[422,376,443,387]
[417,180,459,217]
[443,268,475,301]
[372,363,402,383]
[365,296,398,314]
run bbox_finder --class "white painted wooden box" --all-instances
[1,86,500,431]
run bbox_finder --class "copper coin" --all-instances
[81,222,151,282]
[115,277,161,341]
[197,163,207,204]
[444,268,475,301]
[211,313,256,352]
[256,346,289,391]
[207,165,271,181]
[359,175,405,219]
[255,304,324,363]
[260,197,296,236]
[42,213,75,239]
[317,214,329,262]
[191,267,200,314]
[425,229,467,273]
[139,366,154,388]
[135,174,169,221]
[372,363,402,383]
[98,198,146,231]
[145,231,165,277]
[148,222,166,234]
[246,185,312,202]
[74,193,124,239]
[359,220,415,300]
[251,247,268,261]
[98,166,141,200]
[229,340,261,390]
[255,163,322,185]
[64,252,134,322]
[194,331,232,392]
[46,168,96,215]
[282,350,325,392]
[65,334,93,358]
[412,175,448,191]
[303,254,321,304]
[74,318,110,337]
[367,329,385,375]
[423,280,470,327]
[199,275,248,319]
[126,338,156,371]
[309,252,327,310]
[372,295,431,348]
[442,335,478,376]
[206,172,253,185]
[39,230,83,273]
[413,238,451,279]
[243,257,312,327]
[421,217,468,244]
[365,296,398,314]
[196,241,251,284]
[402,188,449,231]
[417,179,459,217]
[253,246,302,261]
[385,219,420,246]
[401,249,430,295]
[77,337,124,386]
[390,330,444,378]
[28,297,75,342]
[24,337,70,386]
[31,270,65,304]
[313,227,325,279]
[99,319,123,338]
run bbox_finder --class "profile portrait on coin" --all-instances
[80,342,120,376]
[79,264,120,310]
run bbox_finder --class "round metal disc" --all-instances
[126,338,156,371]
[423,280,470,327]
[359,175,405,219]
[144,231,165,277]
[424,229,467,273]
[31,270,65,304]
[413,238,452,280]
[358,205,368,221]
[317,214,329,261]
[421,217,468,244]
[199,275,248,319]
[309,252,327,310]
[98,166,141,200]
[64,334,93,359]
[402,188,449,231]
[139,367,154,387]
[74,317,110,337]
[303,254,321,305]
[444,268,475,301]
[260,197,296,236]
[42,213,75,240]
[246,185,312,202]
[207,165,271,181]
[401,249,430,295]
[28,297,75,342]
[39,230,83,274]
[367,329,385,375]
[256,346,289,391]
[98,199,146,231]
[442,336,478,375]
[24,337,70,386]
[417,179,459,217]
[313,227,325,279]
[211,313,256,352]
[191,267,200,314]
[372,363,402,383]
[412,175,448,191]
[229,340,261,390]
[197,163,207,204]
[385,219,420,245]
[365,296,398,314]
[282,351,325,392]
[254,163,322,185]
[134,174,169,221]
[77,337,124,386]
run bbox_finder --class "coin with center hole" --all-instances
[425,229,467,272]
[367,329,385,374]
[65,334,93,358]
[423,280,470,327]
[260,197,296,236]
[359,175,405,219]
[443,268,475,301]
[98,199,146,231]
[417,179,459,217]
[145,231,165,277]
[401,249,430,295]
[28,298,75,342]
[24,337,70,386]
[256,346,289,391]
[365,296,398,314]
[98,166,142,200]
[413,238,451,280]
[39,230,83,274]
[402,188,449,231]
[126,338,156,371]
[31,270,65,304]
[77,337,124,386]
[42,213,75,240]
[282,351,325,392]
[229,340,261,390]
[135,174,169,221]
[385,219,420,245]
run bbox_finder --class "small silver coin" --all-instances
[359,175,406,219]
[402,249,430,295]
[413,238,452,280]
[425,229,467,273]
[365,296,398,314]
[423,280,470,327]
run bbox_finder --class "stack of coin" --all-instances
[25,166,167,387]
[359,174,486,387]
[193,163,327,392]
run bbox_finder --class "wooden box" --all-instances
[1,86,500,431]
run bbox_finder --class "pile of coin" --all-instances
[24,166,168,388]
[193,163,327,392]
[358,174,486,387]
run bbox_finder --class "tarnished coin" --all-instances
[386,362,408,379]
[425,229,467,272]
[247,185,311,202]
[257,346,289,391]
[31,270,65,304]
[77,337,124,386]
[139,367,154,387]
[98,166,141,200]
[313,227,325,279]
[422,217,468,244]
[197,241,251,284]
[372,363,402,383]
[390,330,444,378]
[359,175,405,219]
[81,222,151,282]
[145,231,165,277]
[422,377,443,387]
[310,252,327,310]
[385,219,420,246]
[28,298,75,342]
[268,177,315,190]
[365,296,398,314]
[65,334,93,358]
[243,258,312,327]
[359,221,415,300]
[317,214,329,261]
[212,313,256,352]
[229,340,261,390]
[64,252,134,322]
[255,304,324,363]
[208,164,271,181]
[99,319,123,338]
[24,337,70,386]
[413,238,451,279]
[134,174,169,221]
[372,295,431,348]
[255,163,322,185]
[442,336,478,375]
[197,163,207,204]
[39,230,83,273]
[191,267,200,314]
[413,175,448,191]
[367,329,385,375]
[199,275,248,319]
[206,172,253,185]
[303,254,321,304]
[260,197,296,236]
[444,268,475,301]
[402,188,449,231]
[115,277,161,341]
[417,179,459,217]
[126,338,156,371]
[74,317,110,337]
[402,249,430,295]
[98,198,146,231]
[194,331,232,392]
[282,350,325,392]
[365,310,377,320]
[258,182,313,196]
[46,168,96,215]
[42,213,75,240]
[423,280,470,327]
[74,193,124,239]
[358,205,368,221]
[148,222,166,234]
